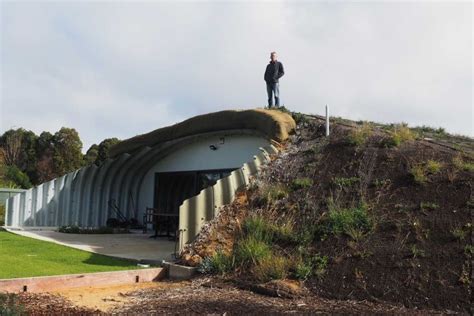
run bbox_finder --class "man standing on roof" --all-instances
[264,51,285,108]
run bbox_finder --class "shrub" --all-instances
[234,236,271,267]
[426,160,442,174]
[252,255,288,282]
[348,123,373,146]
[291,177,313,191]
[294,226,316,246]
[410,164,427,184]
[386,124,415,147]
[412,125,448,137]
[294,260,313,281]
[197,256,214,274]
[293,253,328,280]
[312,254,329,277]
[291,112,309,125]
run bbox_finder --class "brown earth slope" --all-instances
[181,113,473,313]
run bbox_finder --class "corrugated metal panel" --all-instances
[4,137,279,231]
[178,144,278,251]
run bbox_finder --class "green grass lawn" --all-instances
[0,230,140,279]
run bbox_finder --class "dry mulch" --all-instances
[112,277,443,315]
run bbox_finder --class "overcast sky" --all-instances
[1,1,472,152]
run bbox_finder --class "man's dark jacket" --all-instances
[264,61,285,83]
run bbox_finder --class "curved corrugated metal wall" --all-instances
[4,130,276,230]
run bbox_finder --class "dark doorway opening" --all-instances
[151,168,235,236]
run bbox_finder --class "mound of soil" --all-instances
[182,115,473,313]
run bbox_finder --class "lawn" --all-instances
[0,230,140,279]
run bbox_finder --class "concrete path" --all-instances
[7,229,175,263]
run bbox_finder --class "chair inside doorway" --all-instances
[147,168,235,239]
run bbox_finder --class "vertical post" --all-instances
[325,104,330,136]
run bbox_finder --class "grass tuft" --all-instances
[252,255,288,282]
[317,199,372,239]
[234,235,272,267]
[243,215,274,243]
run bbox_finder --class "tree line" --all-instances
[0,127,120,189]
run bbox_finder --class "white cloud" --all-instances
[1,1,472,152]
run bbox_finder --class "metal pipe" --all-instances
[325,104,330,136]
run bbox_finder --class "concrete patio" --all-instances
[6,228,175,263]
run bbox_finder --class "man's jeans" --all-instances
[266,82,280,107]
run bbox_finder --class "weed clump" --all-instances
[410,164,428,184]
[453,155,474,172]
[385,124,416,147]
[426,160,443,174]
[420,202,439,212]
[348,123,373,147]
[293,252,328,280]
[261,183,289,204]
[332,177,360,190]
[410,159,445,184]
[291,177,313,191]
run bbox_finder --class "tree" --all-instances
[52,127,83,176]
[96,138,120,165]
[35,132,56,183]
[0,129,22,167]
[4,165,32,189]
[19,130,38,184]
[83,144,99,166]
[83,138,120,166]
